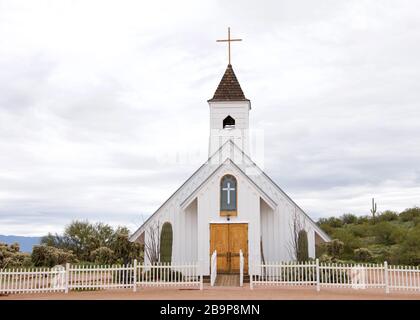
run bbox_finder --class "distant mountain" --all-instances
[0,235,42,253]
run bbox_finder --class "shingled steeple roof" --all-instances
[208,64,249,102]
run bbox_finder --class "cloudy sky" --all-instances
[0,0,419,236]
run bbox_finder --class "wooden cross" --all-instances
[216,27,242,65]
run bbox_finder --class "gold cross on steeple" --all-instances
[216,27,242,65]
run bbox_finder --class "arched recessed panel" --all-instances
[160,222,173,263]
[297,230,309,261]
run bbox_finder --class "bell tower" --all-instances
[208,64,251,157]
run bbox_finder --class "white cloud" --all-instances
[0,0,419,235]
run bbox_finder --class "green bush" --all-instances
[319,217,343,228]
[413,216,420,226]
[341,214,358,225]
[317,223,334,236]
[348,223,371,238]
[356,215,370,224]
[377,210,399,222]
[325,239,344,258]
[0,242,32,269]
[41,221,143,265]
[373,222,403,245]
[353,248,373,262]
[399,207,420,222]
[90,247,116,264]
[391,225,420,265]
[314,207,420,265]
[31,245,76,267]
[315,243,327,258]
[331,229,361,257]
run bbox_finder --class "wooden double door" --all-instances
[210,223,248,274]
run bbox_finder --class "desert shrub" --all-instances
[341,213,358,225]
[317,223,334,235]
[353,248,373,262]
[413,216,420,226]
[41,221,143,264]
[348,223,371,238]
[111,227,143,264]
[373,222,403,245]
[317,217,343,235]
[371,246,392,263]
[377,210,398,222]
[90,247,116,264]
[315,243,327,258]
[325,239,344,258]
[325,217,343,228]
[318,254,333,263]
[391,225,420,265]
[297,230,309,261]
[331,229,362,257]
[31,245,76,267]
[0,242,32,269]
[355,215,370,224]
[399,207,420,222]
[9,243,20,253]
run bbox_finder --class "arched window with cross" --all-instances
[220,174,237,216]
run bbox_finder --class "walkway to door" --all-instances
[215,274,240,287]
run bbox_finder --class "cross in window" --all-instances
[222,182,235,205]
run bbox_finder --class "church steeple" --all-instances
[208,64,249,102]
[208,29,251,158]
[208,64,251,158]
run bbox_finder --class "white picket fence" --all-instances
[210,250,217,287]
[0,266,66,294]
[3,259,420,295]
[250,259,420,293]
[0,260,203,295]
[137,262,202,289]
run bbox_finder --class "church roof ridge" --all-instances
[208,64,250,102]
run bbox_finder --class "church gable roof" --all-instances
[208,64,249,102]
[129,140,331,243]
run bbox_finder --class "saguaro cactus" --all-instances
[370,198,377,220]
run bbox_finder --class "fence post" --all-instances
[384,261,389,294]
[250,260,254,290]
[316,258,320,292]
[133,259,138,292]
[199,261,203,291]
[65,263,70,294]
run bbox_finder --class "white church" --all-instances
[130,35,330,276]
